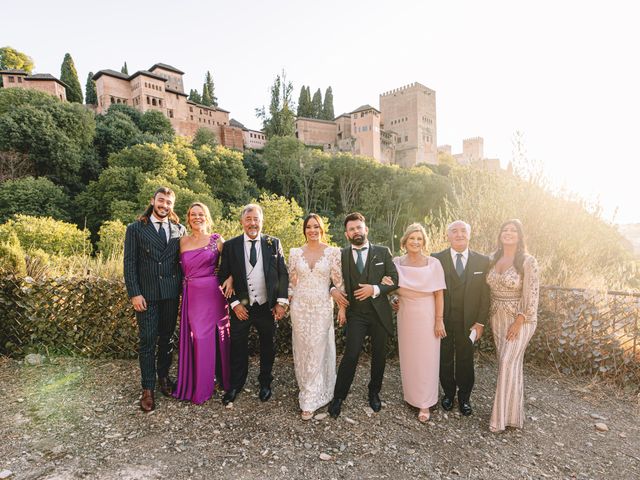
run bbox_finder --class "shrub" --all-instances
[0,214,92,256]
[97,220,127,257]
[0,232,26,276]
[0,176,72,223]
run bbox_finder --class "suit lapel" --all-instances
[261,234,270,276]
[362,244,376,282]
[143,221,166,252]
[342,247,352,294]
[464,251,479,294]
[235,236,247,280]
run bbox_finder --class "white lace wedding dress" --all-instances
[288,246,344,412]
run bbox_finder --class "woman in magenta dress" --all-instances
[173,202,231,404]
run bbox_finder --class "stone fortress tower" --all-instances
[379,82,437,167]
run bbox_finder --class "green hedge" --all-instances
[1,276,638,389]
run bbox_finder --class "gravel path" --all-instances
[0,354,638,480]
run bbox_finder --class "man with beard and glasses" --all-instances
[124,187,186,412]
[327,212,398,418]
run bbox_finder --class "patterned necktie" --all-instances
[249,240,257,267]
[455,253,464,277]
[156,222,167,245]
[355,247,368,274]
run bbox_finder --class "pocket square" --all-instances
[473,271,484,275]
[375,262,384,266]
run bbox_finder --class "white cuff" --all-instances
[230,300,240,309]
[277,297,289,305]
[372,285,380,298]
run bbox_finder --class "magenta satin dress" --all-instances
[174,234,230,404]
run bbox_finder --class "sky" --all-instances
[4,0,639,223]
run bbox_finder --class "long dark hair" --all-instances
[138,187,180,224]
[490,219,527,276]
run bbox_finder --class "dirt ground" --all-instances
[0,354,639,480]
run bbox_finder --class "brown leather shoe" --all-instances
[140,389,155,412]
[158,377,175,397]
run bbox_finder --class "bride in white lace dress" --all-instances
[288,214,345,420]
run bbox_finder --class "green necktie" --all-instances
[355,247,368,274]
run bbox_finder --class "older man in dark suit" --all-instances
[124,187,186,412]
[432,220,490,416]
[217,203,289,406]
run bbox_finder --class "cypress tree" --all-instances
[311,88,322,119]
[85,72,97,105]
[60,53,83,103]
[322,86,334,120]
[188,89,202,104]
[202,83,212,106]
[204,71,217,106]
[121,62,129,75]
[297,85,310,117]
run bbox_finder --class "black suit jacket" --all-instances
[342,244,399,335]
[123,219,186,301]
[432,248,490,330]
[217,233,289,310]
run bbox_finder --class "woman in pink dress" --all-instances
[392,223,446,423]
[173,202,231,404]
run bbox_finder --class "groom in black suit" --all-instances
[328,212,398,418]
[432,220,490,416]
[124,186,186,412]
[217,203,289,405]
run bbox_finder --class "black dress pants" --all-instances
[439,316,475,402]
[229,302,275,391]
[334,309,388,400]
[136,298,179,390]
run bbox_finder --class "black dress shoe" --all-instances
[441,396,454,411]
[158,377,175,397]
[259,386,272,402]
[222,389,238,406]
[459,400,473,416]
[328,398,343,418]
[368,393,382,412]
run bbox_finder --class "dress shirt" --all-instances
[229,233,288,309]
[450,247,469,270]
[351,242,380,298]
[150,213,170,240]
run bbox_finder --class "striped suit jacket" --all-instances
[123,219,186,301]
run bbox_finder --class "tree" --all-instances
[256,71,296,138]
[322,86,334,120]
[60,53,83,103]
[94,111,143,160]
[139,110,174,143]
[85,72,97,105]
[311,88,322,119]
[188,89,202,104]
[298,149,334,214]
[263,136,304,198]
[0,46,34,79]
[0,176,72,223]
[0,88,96,191]
[202,71,217,106]
[192,128,217,149]
[196,144,250,206]
[121,62,128,75]
[0,150,34,182]
[297,85,312,118]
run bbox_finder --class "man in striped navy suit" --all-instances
[124,187,186,412]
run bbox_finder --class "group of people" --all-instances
[124,186,540,433]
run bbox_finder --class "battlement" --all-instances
[463,136,483,143]
[380,82,433,97]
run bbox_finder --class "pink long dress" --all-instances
[174,234,230,404]
[394,257,446,409]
